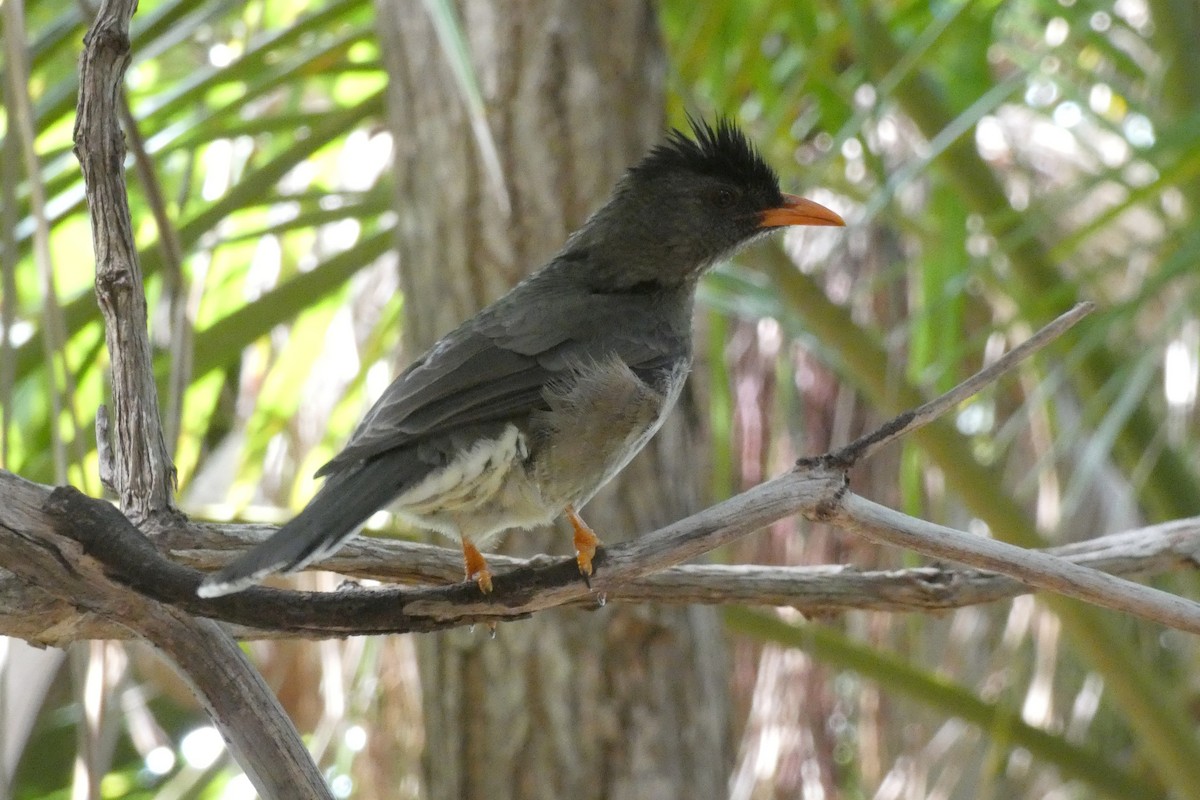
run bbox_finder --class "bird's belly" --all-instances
[391,423,554,544]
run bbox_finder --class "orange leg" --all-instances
[566,505,600,580]
[461,538,494,594]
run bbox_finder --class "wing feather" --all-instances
[317,267,691,478]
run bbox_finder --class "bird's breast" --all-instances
[531,355,690,508]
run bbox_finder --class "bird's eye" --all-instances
[711,187,737,208]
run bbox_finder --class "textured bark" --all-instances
[0,484,331,797]
[73,1,177,524]
[66,4,332,796]
[373,2,732,797]
[5,437,1196,643]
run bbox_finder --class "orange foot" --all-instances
[566,505,600,582]
[462,538,494,594]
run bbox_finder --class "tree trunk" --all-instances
[372,2,731,798]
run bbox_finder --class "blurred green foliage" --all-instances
[4,0,1199,797]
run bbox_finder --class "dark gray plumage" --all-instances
[198,118,843,598]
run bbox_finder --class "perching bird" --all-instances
[198,118,843,598]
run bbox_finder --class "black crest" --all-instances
[632,116,780,193]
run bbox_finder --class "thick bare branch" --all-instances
[4,468,1198,642]
[69,2,329,796]
[0,475,328,796]
[6,450,1200,641]
[73,0,176,524]
[169,512,1200,612]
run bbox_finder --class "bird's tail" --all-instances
[197,458,405,598]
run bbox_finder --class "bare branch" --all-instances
[73,0,177,524]
[7,452,1200,641]
[69,2,329,796]
[0,476,328,795]
[832,301,1094,465]
[4,468,1198,642]
[832,493,1200,633]
[176,513,1200,613]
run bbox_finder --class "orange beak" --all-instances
[759,194,845,228]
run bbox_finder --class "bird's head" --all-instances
[567,117,844,289]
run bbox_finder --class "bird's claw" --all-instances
[473,568,494,595]
[462,539,494,594]
[566,505,600,586]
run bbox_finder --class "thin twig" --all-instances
[834,301,1095,465]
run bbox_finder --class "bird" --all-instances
[198,117,844,598]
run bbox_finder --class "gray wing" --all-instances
[316,269,690,477]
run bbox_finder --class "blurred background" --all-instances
[3,0,1199,798]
